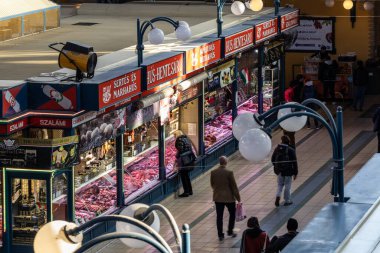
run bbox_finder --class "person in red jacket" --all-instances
[284,82,296,102]
[240,217,270,253]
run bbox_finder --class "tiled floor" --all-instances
[89,96,380,253]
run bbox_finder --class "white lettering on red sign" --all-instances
[225,28,254,56]
[281,11,299,31]
[39,119,67,127]
[9,120,24,132]
[255,19,278,42]
[98,69,141,109]
[147,57,183,88]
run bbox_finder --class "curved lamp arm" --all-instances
[140,17,179,38]
[266,111,339,158]
[143,204,183,252]
[66,215,172,253]
[74,232,170,253]
[257,102,338,137]
[301,98,338,135]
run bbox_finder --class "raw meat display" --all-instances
[75,176,117,224]
[205,113,233,150]
[165,137,178,174]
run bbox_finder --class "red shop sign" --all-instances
[99,69,141,109]
[186,40,221,73]
[224,28,254,56]
[30,117,72,128]
[0,117,28,135]
[280,10,299,32]
[146,54,183,90]
[255,18,278,43]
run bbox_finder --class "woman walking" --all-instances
[240,217,270,253]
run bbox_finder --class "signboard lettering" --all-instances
[146,55,183,89]
[225,28,254,56]
[8,118,27,133]
[30,117,71,128]
[186,40,221,73]
[72,111,97,128]
[99,69,141,109]
[255,18,278,43]
[281,10,299,32]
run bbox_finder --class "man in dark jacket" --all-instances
[210,156,241,241]
[271,136,298,207]
[318,57,337,101]
[353,60,369,111]
[267,218,299,253]
[373,107,380,153]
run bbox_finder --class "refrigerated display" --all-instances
[263,67,280,109]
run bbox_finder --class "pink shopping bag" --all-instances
[236,202,247,222]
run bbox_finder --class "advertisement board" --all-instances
[185,40,221,73]
[1,83,28,118]
[284,17,336,52]
[0,118,29,135]
[224,28,254,57]
[126,102,160,130]
[0,136,79,169]
[78,108,126,153]
[207,60,235,91]
[28,83,78,111]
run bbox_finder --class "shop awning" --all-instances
[0,0,58,21]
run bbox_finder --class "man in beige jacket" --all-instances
[210,156,241,241]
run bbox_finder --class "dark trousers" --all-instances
[179,170,192,194]
[353,86,366,110]
[215,202,236,237]
[323,81,335,101]
[306,104,319,128]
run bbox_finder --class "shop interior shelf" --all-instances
[123,140,159,167]
[75,168,115,194]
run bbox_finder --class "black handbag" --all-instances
[179,150,196,169]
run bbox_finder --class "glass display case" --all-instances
[52,173,68,221]
[123,118,160,203]
[11,178,47,245]
[263,67,280,109]
[74,141,117,224]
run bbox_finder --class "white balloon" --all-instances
[232,113,262,141]
[148,28,165,45]
[239,128,272,162]
[325,0,335,7]
[363,1,374,11]
[175,25,192,41]
[117,203,160,248]
[249,0,264,11]
[343,0,354,10]
[277,102,307,132]
[231,1,246,15]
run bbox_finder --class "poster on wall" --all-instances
[283,17,336,52]
[207,60,235,91]
[79,108,126,153]
[52,143,79,169]
[126,102,160,130]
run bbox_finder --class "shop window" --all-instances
[0,17,22,41]
[74,141,116,224]
[52,173,68,221]
[123,119,160,202]
[45,9,60,30]
[165,99,199,174]
[204,85,233,151]
[23,12,44,35]
[11,178,47,245]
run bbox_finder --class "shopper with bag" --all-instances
[175,132,196,198]
[271,136,298,207]
[240,217,270,253]
[210,156,241,241]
